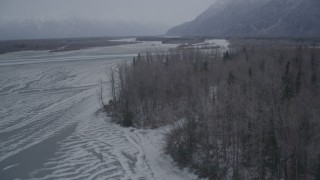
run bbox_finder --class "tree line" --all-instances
[106,46,320,180]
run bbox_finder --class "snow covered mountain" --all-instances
[0,19,169,40]
[167,0,320,37]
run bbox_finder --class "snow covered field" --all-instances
[0,40,205,180]
[0,39,227,179]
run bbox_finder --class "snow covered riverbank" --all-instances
[0,38,230,179]
[0,40,209,179]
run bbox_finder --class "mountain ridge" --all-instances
[167,0,320,37]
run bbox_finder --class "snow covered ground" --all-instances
[0,40,205,180]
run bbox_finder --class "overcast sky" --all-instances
[0,0,216,26]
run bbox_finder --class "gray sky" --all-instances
[0,0,216,26]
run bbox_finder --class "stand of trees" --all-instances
[107,46,320,180]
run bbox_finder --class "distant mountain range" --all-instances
[167,0,320,37]
[0,19,169,40]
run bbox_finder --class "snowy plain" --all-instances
[0,39,227,179]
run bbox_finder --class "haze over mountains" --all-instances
[0,0,214,41]
[0,19,169,40]
[2,0,320,40]
[167,0,320,37]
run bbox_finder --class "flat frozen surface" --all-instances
[0,41,203,180]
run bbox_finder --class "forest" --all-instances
[106,44,320,180]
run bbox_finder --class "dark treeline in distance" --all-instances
[107,45,320,179]
[0,37,135,54]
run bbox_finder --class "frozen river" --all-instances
[0,39,228,180]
